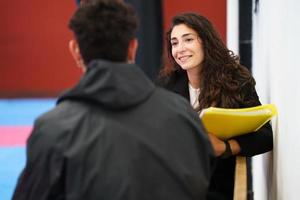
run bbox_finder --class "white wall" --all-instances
[226,0,239,55]
[252,0,300,199]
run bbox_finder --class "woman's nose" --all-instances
[177,42,186,52]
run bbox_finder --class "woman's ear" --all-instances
[127,38,138,64]
[69,39,86,72]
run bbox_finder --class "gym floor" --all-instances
[0,99,55,200]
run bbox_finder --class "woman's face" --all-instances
[170,24,204,72]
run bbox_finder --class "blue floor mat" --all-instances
[0,99,56,200]
[0,148,26,200]
[0,99,56,125]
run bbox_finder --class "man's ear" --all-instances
[127,38,138,64]
[69,39,86,72]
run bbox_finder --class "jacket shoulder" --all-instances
[31,101,87,140]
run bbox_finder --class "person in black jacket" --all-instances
[157,12,273,200]
[12,2,214,200]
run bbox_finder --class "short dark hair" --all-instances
[69,1,138,64]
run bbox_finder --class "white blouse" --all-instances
[188,83,200,109]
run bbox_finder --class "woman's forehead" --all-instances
[171,24,197,39]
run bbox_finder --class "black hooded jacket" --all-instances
[13,60,213,200]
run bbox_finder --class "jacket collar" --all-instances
[58,59,155,109]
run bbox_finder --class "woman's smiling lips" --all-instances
[178,55,192,63]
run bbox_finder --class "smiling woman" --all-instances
[156,12,273,200]
[170,24,204,88]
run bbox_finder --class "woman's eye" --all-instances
[171,42,178,47]
[185,38,194,42]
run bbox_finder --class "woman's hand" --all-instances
[207,133,241,157]
[207,133,226,156]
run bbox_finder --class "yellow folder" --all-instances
[199,104,277,140]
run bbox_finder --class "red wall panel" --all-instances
[163,0,227,42]
[0,1,81,97]
[0,1,226,97]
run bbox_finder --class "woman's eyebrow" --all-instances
[171,33,196,40]
[181,33,197,37]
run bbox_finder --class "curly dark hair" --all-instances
[69,1,138,64]
[161,12,256,110]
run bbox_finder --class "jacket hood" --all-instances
[57,60,155,109]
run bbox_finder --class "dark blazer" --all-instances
[156,69,273,200]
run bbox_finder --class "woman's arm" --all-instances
[207,133,241,157]
[207,121,273,158]
[234,122,273,156]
